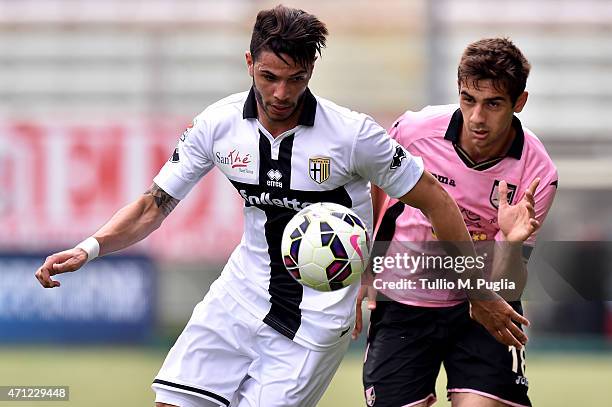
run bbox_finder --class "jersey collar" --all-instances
[242,86,317,127]
[444,108,524,160]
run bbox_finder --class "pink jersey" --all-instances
[377,104,558,307]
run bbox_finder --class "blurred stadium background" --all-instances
[1,0,611,405]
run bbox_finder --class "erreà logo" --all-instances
[266,169,283,188]
[239,190,311,211]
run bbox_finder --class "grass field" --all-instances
[0,346,610,406]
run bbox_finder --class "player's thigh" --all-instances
[445,301,530,407]
[155,387,223,407]
[235,325,350,407]
[450,392,510,407]
[362,300,444,407]
[152,281,256,407]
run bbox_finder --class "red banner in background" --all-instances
[0,118,243,261]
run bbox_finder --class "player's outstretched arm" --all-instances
[398,171,530,348]
[35,183,179,288]
[491,178,541,300]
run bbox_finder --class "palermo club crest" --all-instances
[490,179,517,208]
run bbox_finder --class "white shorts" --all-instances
[152,280,350,407]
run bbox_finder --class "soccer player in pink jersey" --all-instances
[354,38,558,407]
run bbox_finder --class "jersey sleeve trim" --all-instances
[152,172,190,201]
[387,155,425,199]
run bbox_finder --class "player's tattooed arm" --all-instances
[144,183,179,217]
[64,183,178,258]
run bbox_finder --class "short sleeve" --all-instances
[153,115,215,200]
[352,116,424,198]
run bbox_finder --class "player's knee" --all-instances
[155,403,179,407]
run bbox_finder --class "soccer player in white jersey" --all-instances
[36,7,533,406]
[354,38,558,407]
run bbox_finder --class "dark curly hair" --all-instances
[458,38,531,104]
[250,5,328,69]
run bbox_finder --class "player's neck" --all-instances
[257,104,304,138]
[459,126,515,163]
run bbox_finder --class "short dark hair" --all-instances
[250,5,328,68]
[458,37,531,104]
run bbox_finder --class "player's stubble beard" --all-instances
[252,80,304,124]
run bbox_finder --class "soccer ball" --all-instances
[281,202,371,292]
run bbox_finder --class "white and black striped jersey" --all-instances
[154,88,424,349]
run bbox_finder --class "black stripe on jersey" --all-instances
[371,201,406,268]
[259,133,303,338]
[152,379,230,406]
[230,181,353,213]
[376,201,406,242]
[229,131,352,340]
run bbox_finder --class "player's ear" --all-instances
[246,51,254,78]
[513,91,528,113]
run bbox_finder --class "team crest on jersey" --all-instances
[490,180,517,208]
[365,386,376,406]
[309,157,331,184]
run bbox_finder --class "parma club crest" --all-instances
[309,157,331,184]
[490,179,517,208]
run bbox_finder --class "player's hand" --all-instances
[35,248,89,288]
[498,178,540,242]
[469,295,530,349]
[352,284,377,340]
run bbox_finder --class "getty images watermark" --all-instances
[370,252,516,292]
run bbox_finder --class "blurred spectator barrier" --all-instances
[0,253,155,343]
